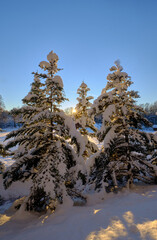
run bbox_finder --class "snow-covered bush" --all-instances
[87,60,157,192]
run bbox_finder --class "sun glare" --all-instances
[72,108,76,114]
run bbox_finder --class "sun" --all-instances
[72,108,76,114]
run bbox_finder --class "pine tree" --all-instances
[26,51,86,211]
[3,72,45,184]
[88,60,157,192]
[74,82,98,159]
[75,82,96,135]
[4,51,86,212]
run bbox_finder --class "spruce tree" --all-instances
[75,82,96,135]
[4,51,86,212]
[26,51,86,211]
[88,60,157,192]
[74,82,98,159]
[3,72,45,184]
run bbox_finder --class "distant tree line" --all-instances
[139,102,157,115]
[139,102,157,125]
[1,94,157,129]
[0,96,22,129]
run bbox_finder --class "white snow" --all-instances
[39,61,50,70]
[47,50,59,62]
[0,129,157,240]
[39,51,59,72]
[0,129,15,167]
[0,174,31,200]
[53,75,63,88]
[0,184,157,240]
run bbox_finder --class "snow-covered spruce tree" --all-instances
[4,51,86,212]
[10,73,45,129]
[3,72,45,185]
[74,82,98,159]
[26,51,86,211]
[87,60,157,192]
[75,82,96,135]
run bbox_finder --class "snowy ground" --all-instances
[0,184,157,240]
[0,128,16,167]
[0,129,157,240]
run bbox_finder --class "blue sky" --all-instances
[0,0,157,110]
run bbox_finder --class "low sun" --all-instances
[72,108,76,114]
